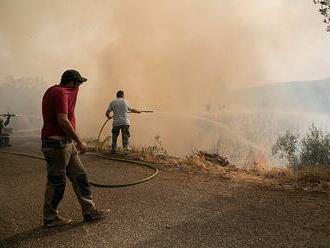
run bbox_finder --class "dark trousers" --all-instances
[41,139,95,221]
[0,134,9,147]
[112,125,130,151]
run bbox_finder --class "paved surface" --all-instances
[1,146,330,247]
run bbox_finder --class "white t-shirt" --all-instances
[107,98,132,127]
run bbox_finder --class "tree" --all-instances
[314,0,330,31]
[273,124,330,169]
[272,130,300,168]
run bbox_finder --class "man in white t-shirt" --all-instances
[106,90,141,153]
[0,114,12,147]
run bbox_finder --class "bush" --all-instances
[272,124,330,169]
[272,130,299,168]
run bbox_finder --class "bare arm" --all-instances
[105,110,112,119]
[57,113,86,152]
[4,116,10,126]
[130,108,141,114]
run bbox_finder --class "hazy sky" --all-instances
[1,0,330,161]
[0,0,329,85]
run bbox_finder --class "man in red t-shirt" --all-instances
[41,69,109,227]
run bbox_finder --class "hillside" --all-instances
[232,78,330,114]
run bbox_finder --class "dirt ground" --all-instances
[1,141,330,248]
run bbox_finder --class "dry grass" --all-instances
[245,165,330,192]
[86,138,238,177]
[295,166,330,182]
[86,138,330,192]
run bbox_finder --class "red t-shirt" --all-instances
[41,85,78,139]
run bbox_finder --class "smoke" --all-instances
[0,0,112,79]
[92,0,311,160]
[96,0,266,112]
[1,0,329,165]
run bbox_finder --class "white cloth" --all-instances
[107,98,132,127]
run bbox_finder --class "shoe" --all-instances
[84,208,110,222]
[44,216,72,228]
[110,150,116,154]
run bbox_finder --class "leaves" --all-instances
[314,0,330,31]
[273,124,330,169]
[272,130,300,168]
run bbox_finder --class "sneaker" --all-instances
[83,208,110,222]
[44,216,72,228]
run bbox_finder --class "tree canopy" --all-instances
[314,0,330,31]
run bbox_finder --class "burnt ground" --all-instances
[1,141,330,248]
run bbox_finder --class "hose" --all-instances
[0,118,159,188]
[96,118,111,153]
[0,150,158,188]
[88,153,158,188]
[0,150,44,161]
[93,117,158,187]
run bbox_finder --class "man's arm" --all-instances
[130,108,141,114]
[106,102,113,119]
[4,116,10,126]
[57,113,86,153]
[105,110,113,119]
[127,102,141,114]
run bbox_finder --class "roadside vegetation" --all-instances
[87,136,236,178]
[269,124,330,191]
[272,124,330,169]
[86,128,330,193]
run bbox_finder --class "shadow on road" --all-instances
[0,221,95,248]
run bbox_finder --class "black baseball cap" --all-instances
[61,69,87,85]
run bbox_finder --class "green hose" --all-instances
[0,118,159,188]
[0,150,44,161]
[88,153,159,188]
[0,150,158,188]
[96,118,111,153]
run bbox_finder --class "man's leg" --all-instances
[4,135,10,146]
[66,144,110,221]
[111,126,120,152]
[121,125,130,150]
[66,144,95,216]
[42,144,71,225]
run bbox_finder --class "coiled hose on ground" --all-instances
[0,118,159,188]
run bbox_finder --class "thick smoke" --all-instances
[91,1,266,159]
[96,0,265,112]
[93,0,314,160]
[1,0,329,165]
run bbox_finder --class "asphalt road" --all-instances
[1,146,330,248]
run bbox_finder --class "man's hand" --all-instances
[131,109,141,114]
[77,141,87,154]
[105,110,113,119]
[57,113,84,147]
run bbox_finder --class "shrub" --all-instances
[272,130,300,168]
[272,124,330,169]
